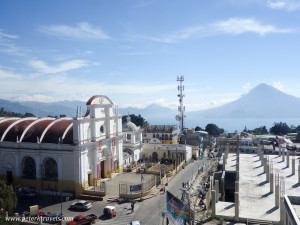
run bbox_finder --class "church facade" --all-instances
[0,95,123,194]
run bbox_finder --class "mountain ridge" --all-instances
[1,83,300,125]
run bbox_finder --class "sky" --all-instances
[1,0,300,112]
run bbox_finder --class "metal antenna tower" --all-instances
[176,76,186,133]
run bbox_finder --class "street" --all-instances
[16,158,208,225]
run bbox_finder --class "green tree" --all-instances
[251,126,268,135]
[205,123,224,136]
[269,122,291,135]
[0,180,19,224]
[195,126,203,131]
[122,114,148,128]
[0,108,35,118]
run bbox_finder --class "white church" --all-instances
[0,95,123,194]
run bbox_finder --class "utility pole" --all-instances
[176,76,186,134]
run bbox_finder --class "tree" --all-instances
[24,112,36,117]
[195,126,203,131]
[269,122,291,135]
[205,123,224,136]
[251,126,268,135]
[0,180,18,219]
[243,126,248,132]
[122,114,148,128]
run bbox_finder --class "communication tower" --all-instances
[176,76,186,133]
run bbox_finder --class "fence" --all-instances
[119,175,156,199]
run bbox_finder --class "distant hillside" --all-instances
[0,99,177,124]
[187,83,300,119]
[0,99,86,118]
[119,104,177,125]
[1,83,299,129]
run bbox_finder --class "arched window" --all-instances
[163,152,167,158]
[165,134,169,140]
[162,134,165,139]
[153,134,155,138]
[152,152,158,160]
[156,134,159,139]
[22,156,36,179]
[169,134,173,140]
[42,158,58,181]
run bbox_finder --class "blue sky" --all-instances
[1,0,300,112]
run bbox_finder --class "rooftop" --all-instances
[217,152,300,223]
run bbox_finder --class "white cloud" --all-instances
[267,0,300,10]
[151,18,294,43]
[151,26,203,43]
[214,18,294,35]
[0,30,19,40]
[28,59,88,74]
[242,83,252,94]
[39,22,110,40]
[0,68,22,79]
[11,94,55,102]
[273,81,284,91]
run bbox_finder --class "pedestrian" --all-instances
[131,201,135,212]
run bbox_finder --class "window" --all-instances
[22,156,36,179]
[43,158,58,181]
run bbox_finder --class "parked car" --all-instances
[17,187,37,198]
[128,221,142,225]
[66,214,97,225]
[69,201,92,211]
[42,213,64,224]
[103,206,116,218]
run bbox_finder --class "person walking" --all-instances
[131,201,135,212]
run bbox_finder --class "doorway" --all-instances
[6,171,13,183]
[101,161,105,178]
[88,173,93,186]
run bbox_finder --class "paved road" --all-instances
[16,158,209,225]
[130,158,209,225]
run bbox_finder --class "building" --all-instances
[0,95,123,194]
[179,129,209,158]
[142,125,178,144]
[142,138,192,164]
[213,149,300,224]
[122,115,143,164]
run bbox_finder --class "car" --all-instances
[69,201,92,211]
[128,221,142,225]
[42,213,64,224]
[66,214,97,225]
[17,187,37,198]
[103,206,116,218]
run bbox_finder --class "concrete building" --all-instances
[142,125,178,144]
[142,139,192,164]
[0,95,123,194]
[179,129,209,158]
[212,149,300,224]
[122,115,143,164]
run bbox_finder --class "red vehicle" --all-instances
[66,214,97,225]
